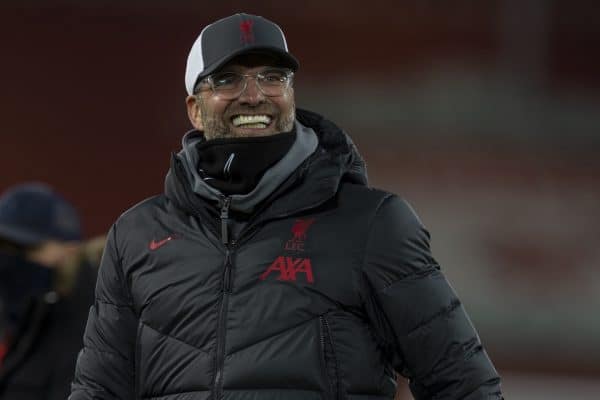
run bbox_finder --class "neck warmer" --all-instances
[196,130,296,195]
[178,120,319,213]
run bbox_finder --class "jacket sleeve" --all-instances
[361,195,502,400]
[70,224,137,400]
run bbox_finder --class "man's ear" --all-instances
[185,95,204,131]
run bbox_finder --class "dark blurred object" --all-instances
[0,183,81,245]
[0,183,102,400]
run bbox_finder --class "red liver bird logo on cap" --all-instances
[240,20,254,44]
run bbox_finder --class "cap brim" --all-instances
[0,223,47,246]
[193,46,299,90]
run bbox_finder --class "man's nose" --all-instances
[238,77,265,104]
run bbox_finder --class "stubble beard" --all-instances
[200,98,296,140]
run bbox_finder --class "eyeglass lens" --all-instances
[209,69,292,99]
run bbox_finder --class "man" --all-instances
[0,183,97,400]
[71,13,503,400]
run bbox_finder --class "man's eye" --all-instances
[212,73,240,87]
[261,71,287,83]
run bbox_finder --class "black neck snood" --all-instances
[196,129,296,195]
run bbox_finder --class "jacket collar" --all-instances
[164,108,368,221]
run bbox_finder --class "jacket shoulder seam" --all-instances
[405,298,461,339]
[95,297,134,308]
[377,263,440,291]
[118,194,165,220]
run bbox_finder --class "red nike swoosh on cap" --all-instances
[149,236,175,250]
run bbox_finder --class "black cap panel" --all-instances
[185,13,298,95]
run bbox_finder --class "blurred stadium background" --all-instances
[1,1,599,398]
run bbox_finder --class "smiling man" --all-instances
[187,54,296,139]
[70,13,503,400]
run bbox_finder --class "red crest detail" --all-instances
[291,218,316,241]
[239,20,254,44]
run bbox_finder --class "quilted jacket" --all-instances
[70,109,502,400]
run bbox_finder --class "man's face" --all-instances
[186,54,296,140]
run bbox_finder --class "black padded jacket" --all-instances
[70,109,502,400]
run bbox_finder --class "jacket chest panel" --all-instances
[128,234,225,347]
[224,214,366,353]
[232,219,362,298]
[125,209,368,354]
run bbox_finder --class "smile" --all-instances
[231,114,272,128]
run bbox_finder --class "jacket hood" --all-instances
[295,108,367,186]
[164,108,368,217]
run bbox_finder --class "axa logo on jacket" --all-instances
[260,218,316,283]
[259,256,314,283]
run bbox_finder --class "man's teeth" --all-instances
[240,123,267,128]
[232,115,271,127]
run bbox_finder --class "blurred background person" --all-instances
[0,183,101,400]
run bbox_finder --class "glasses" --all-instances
[196,68,294,100]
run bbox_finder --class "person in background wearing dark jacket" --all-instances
[71,13,503,400]
[0,183,99,400]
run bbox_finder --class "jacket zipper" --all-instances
[172,160,233,399]
[214,197,233,400]
[319,315,339,400]
[219,197,231,245]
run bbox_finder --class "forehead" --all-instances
[218,52,283,72]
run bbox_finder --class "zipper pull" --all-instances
[223,250,232,292]
[220,197,231,245]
